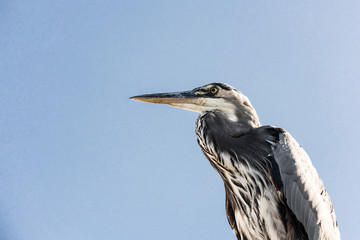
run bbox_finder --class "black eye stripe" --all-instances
[208,83,231,91]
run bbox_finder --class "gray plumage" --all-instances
[130,83,340,240]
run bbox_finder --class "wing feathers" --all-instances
[273,131,340,240]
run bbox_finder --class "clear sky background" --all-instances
[1,1,359,239]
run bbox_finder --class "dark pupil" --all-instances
[211,88,216,93]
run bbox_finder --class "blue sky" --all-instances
[1,1,359,239]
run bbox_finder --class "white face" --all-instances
[170,97,239,122]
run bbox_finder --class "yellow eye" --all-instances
[209,87,218,95]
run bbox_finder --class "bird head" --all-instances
[130,83,260,128]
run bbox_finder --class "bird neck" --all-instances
[233,104,261,133]
[221,92,261,133]
[198,107,260,138]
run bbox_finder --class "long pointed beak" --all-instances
[130,90,200,105]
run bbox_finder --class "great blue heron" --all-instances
[130,83,340,240]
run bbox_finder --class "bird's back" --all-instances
[195,110,337,240]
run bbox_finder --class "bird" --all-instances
[130,83,340,240]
